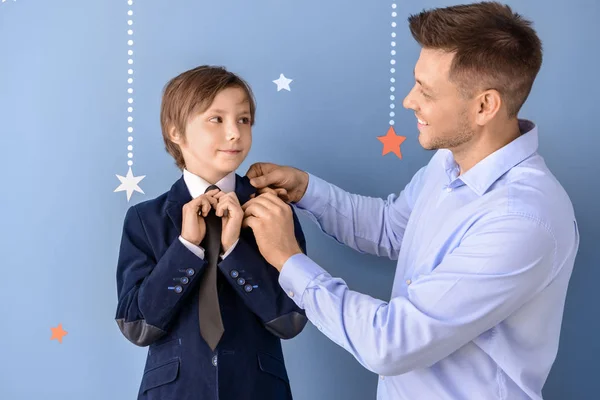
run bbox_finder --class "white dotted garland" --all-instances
[126,0,134,167]
[389,2,397,125]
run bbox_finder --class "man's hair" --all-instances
[160,65,256,170]
[408,1,542,117]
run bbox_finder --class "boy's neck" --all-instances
[185,168,233,185]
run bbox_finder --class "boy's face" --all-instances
[172,86,252,183]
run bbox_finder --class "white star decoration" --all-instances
[273,73,293,91]
[114,167,146,202]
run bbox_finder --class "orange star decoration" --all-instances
[377,126,407,159]
[50,323,68,344]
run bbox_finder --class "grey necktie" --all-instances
[197,184,224,350]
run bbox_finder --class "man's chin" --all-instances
[418,133,438,151]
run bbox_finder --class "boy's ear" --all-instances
[168,126,183,144]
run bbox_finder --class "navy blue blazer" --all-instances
[115,174,308,400]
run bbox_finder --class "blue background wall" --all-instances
[1,0,598,398]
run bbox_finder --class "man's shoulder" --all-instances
[485,154,576,234]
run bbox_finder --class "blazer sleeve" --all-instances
[217,205,308,339]
[114,205,209,346]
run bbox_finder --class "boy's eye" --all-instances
[209,116,223,123]
[238,117,251,124]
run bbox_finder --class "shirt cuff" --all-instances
[294,173,330,217]
[179,236,205,259]
[220,239,239,260]
[278,253,327,309]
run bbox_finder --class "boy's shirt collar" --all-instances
[183,169,236,199]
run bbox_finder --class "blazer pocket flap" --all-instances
[257,352,289,383]
[141,359,180,393]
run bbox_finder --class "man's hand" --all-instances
[242,192,303,271]
[245,162,309,204]
[181,188,219,245]
[213,191,243,254]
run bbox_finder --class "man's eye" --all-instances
[239,117,251,124]
[209,116,223,123]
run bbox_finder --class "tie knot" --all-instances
[205,184,220,194]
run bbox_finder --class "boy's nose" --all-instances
[226,125,241,140]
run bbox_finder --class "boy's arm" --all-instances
[115,206,209,347]
[217,205,308,339]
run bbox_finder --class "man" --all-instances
[241,2,580,399]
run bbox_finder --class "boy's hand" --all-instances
[181,189,219,245]
[213,191,243,254]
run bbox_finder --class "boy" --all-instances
[115,65,308,400]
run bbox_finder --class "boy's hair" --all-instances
[408,1,542,118]
[160,65,256,170]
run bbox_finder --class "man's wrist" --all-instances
[274,249,303,272]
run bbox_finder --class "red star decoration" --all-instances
[377,126,407,159]
[50,323,68,344]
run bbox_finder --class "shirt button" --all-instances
[446,187,452,192]
[288,291,294,297]
[380,375,385,380]
[406,279,412,285]
[212,355,218,367]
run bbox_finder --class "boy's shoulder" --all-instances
[128,178,183,219]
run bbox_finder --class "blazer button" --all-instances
[244,284,253,293]
[230,270,239,279]
[180,277,189,284]
[174,285,183,294]
[236,277,246,286]
[186,268,195,277]
[212,355,218,367]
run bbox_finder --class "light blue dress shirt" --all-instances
[279,120,579,400]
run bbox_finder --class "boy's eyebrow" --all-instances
[207,108,251,114]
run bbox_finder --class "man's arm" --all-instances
[115,206,208,346]
[218,206,308,339]
[278,213,558,375]
[294,166,427,260]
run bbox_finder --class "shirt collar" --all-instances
[443,119,539,196]
[183,169,236,198]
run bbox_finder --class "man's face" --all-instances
[403,48,476,151]
[175,86,252,183]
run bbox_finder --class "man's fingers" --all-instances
[245,162,274,180]
[252,187,290,202]
[242,198,272,219]
[249,169,285,190]
[242,215,261,230]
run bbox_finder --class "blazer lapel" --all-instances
[235,174,257,205]
[166,176,191,233]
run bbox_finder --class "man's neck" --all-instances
[453,119,521,175]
